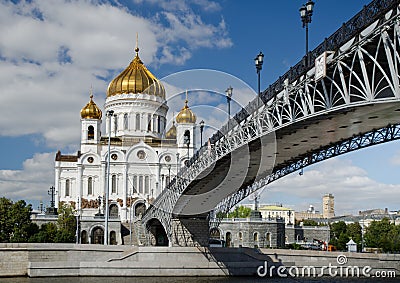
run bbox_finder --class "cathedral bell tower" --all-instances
[80,93,102,153]
[176,91,197,164]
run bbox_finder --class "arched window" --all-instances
[110,231,117,245]
[88,126,94,140]
[81,230,88,244]
[135,113,140,130]
[123,113,128,130]
[88,177,93,195]
[238,232,243,241]
[184,130,190,146]
[65,179,70,197]
[253,232,259,242]
[157,116,161,133]
[111,175,117,194]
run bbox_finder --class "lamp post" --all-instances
[105,109,114,245]
[255,52,264,111]
[299,0,315,67]
[225,86,233,117]
[199,120,205,148]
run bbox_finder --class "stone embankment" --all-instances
[0,243,399,277]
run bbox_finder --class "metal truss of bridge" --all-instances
[142,0,400,246]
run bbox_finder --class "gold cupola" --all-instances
[81,94,102,119]
[106,45,165,99]
[165,121,177,139]
[176,92,196,124]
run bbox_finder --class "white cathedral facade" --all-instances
[54,45,197,230]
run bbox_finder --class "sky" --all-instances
[1,0,399,216]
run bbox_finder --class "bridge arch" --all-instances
[146,218,169,246]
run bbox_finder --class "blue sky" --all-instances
[1,0,399,215]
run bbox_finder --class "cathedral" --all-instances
[54,45,198,244]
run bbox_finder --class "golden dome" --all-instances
[107,47,165,99]
[165,122,177,139]
[176,99,196,124]
[81,95,102,119]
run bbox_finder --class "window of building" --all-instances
[238,232,243,241]
[113,114,118,132]
[132,175,137,194]
[145,176,150,195]
[88,126,94,140]
[139,176,143,194]
[157,116,161,133]
[65,179,70,197]
[88,177,93,195]
[136,113,140,130]
[111,175,117,194]
[153,115,157,132]
[123,113,128,130]
[147,114,152,131]
[253,232,259,242]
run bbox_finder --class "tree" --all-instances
[55,204,76,243]
[347,222,362,250]
[29,222,58,243]
[227,206,251,218]
[302,219,319,226]
[0,197,35,243]
[364,218,399,252]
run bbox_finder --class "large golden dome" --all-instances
[81,95,102,119]
[176,99,196,124]
[107,47,165,99]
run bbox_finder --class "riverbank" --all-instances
[1,243,399,278]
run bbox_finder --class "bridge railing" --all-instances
[146,0,400,217]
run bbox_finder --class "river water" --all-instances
[2,277,397,283]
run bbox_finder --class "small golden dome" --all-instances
[165,122,177,139]
[81,95,102,119]
[107,47,165,99]
[176,99,196,124]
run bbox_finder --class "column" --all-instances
[121,163,128,221]
[54,166,61,209]
[77,165,83,213]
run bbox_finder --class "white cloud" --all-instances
[258,158,400,215]
[0,153,54,201]
[0,0,232,150]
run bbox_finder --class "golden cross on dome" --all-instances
[89,85,93,99]
[135,32,139,54]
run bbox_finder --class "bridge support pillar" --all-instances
[171,216,209,247]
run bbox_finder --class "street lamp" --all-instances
[225,86,233,117]
[105,109,114,245]
[255,52,264,111]
[299,0,315,66]
[199,120,205,147]
[176,152,180,174]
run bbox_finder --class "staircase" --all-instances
[121,220,147,246]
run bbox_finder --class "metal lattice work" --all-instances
[211,123,400,226]
[142,1,400,240]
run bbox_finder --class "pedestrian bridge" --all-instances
[142,0,400,246]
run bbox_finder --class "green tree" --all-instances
[364,218,399,252]
[0,198,35,242]
[227,206,251,218]
[29,222,58,243]
[55,204,76,243]
[347,222,362,250]
[302,219,319,226]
